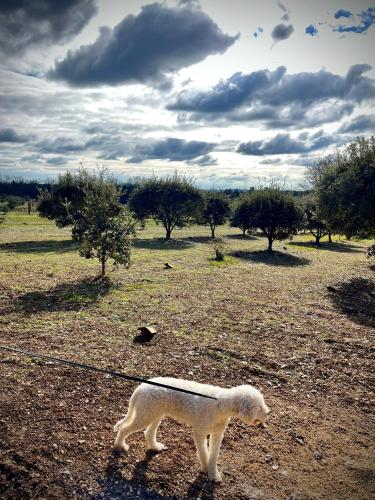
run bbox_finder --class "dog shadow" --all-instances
[95,450,167,499]
[95,451,218,499]
[185,473,218,499]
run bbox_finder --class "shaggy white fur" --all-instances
[113,377,270,482]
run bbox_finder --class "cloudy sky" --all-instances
[0,0,374,188]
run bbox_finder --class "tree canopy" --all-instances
[316,137,375,238]
[72,174,136,276]
[201,195,231,238]
[249,188,303,251]
[231,198,256,236]
[129,174,204,240]
[37,169,98,227]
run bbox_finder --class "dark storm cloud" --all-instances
[237,131,336,156]
[338,114,375,133]
[169,67,287,113]
[271,24,294,43]
[168,65,375,129]
[48,3,239,88]
[0,0,98,56]
[0,128,32,143]
[126,138,215,163]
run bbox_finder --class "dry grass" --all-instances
[0,209,374,499]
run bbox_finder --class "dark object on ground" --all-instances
[164,263,174,269]
[327,286,337,293]
[134,326,158,343]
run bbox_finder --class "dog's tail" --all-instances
[113,397,137,432]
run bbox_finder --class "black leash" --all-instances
[0,346,216,400]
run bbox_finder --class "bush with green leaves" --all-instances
[37,169,99,227]
[303,196,329,244]
[211,237,227,261]
[249,188,303,251]
[201,195,231,238]
[316,137,375,239]
[231,199,256,236]
[129,173,204,240]
[72,171,137,277]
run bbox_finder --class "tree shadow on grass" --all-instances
[133,238,193,250]
[230,250,310,267]
[93,451,174,499]
[0,239,77,254]
[288,241,363,253]
[15,276,113,314]
[178,235,213,244]
[224,233,257,240]
[329,277,375,329]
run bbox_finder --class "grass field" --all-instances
[0,209,374,499]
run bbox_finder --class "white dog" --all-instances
[113,377,270,482]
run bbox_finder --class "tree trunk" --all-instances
[267,235,273,252]
[165,227,172,240]
[27,201,32,215]
[315,235,321,245]
[242,228,246,236]
[211,226,215,239]
[328,231,332,243]
[101,257,106,277]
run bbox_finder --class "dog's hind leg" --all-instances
[192,430,209,473]
[144,417,166,451]
[114,407,156,452]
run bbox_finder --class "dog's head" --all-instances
[233,385,270,426]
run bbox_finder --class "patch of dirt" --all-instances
[0,218,374,499]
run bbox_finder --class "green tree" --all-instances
[304,156,335,242]
[250,188,303,252]
[316,137,375,238]
[37,169,98,227]
[201,195,231,238]
[72,172,136,277]
[231,199,255,236]
[129,174,204,240]
[303,197,329,244]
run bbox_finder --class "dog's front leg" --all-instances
[207,432,224,482]
[192,430,209,473]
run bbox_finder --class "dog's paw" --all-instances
[208,471,222,483]
[114,441,129,452]
[150,442,167,452]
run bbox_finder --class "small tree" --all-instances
[211,237,227,261]
[201,196,231,238]
[72,172,136,277]
[129,173,204,240]
[303,197,329,244]
[231,199,255,236]
[250,188,303,252]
